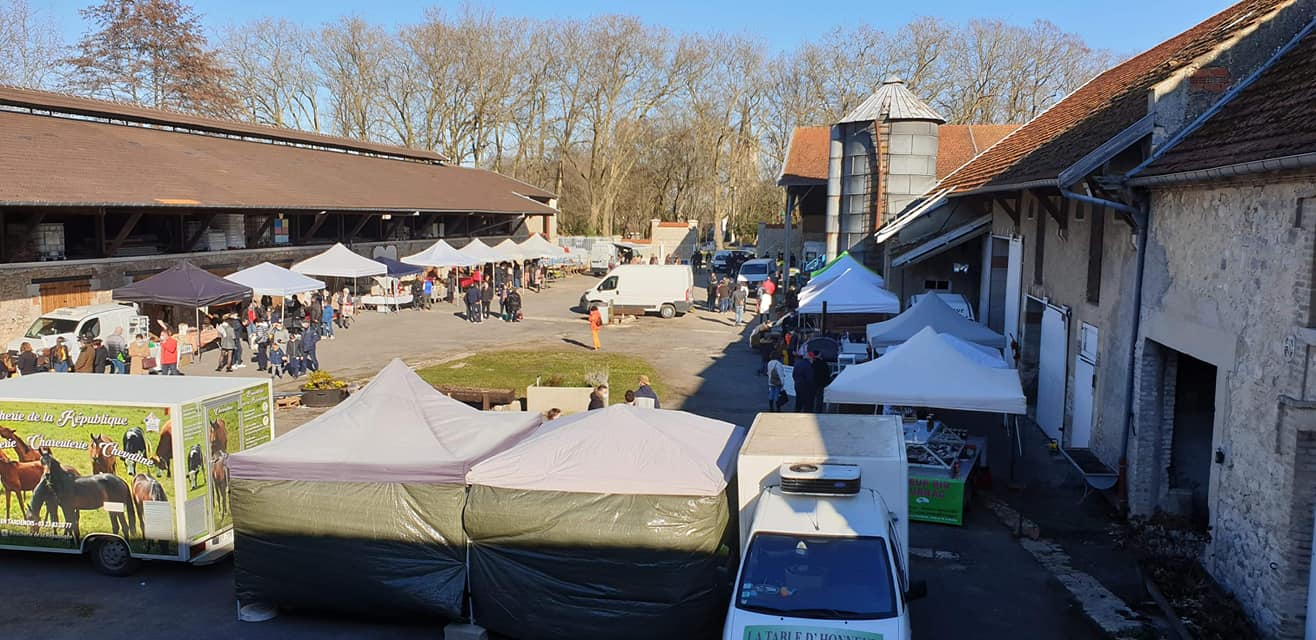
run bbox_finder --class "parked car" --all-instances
[736,258,776,294]
[712,249,752,275]
[579,265,694,319]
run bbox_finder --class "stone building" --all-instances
[1124,20,1316,637]
[871,0,1316,635]
[0,87,556,338]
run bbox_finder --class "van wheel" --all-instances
[89,537,140,576]
[659,304,676,319]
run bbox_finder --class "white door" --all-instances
[1003,237,1023,365]
[1070,324,1098,448]
[1037,304,1069,440]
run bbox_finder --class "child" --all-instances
[268,342,285,379]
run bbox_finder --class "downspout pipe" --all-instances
[1059,185,1145,509]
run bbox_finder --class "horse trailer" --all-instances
[0,374,274,575]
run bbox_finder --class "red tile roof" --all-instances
[0,107,556,213]
[779,126,831,184]
[936,124,1020,178]
[936,0,1292,194]
[1137,23,1316,177]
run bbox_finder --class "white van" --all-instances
[580,265,693,319]
[736,258,776,293]
[9,303,144,360]
[589,243,617,276]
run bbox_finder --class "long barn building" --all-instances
[0,87,557,338]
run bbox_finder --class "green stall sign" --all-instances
[909,474,966,525]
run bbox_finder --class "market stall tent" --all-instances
[402,239,477,267]
[797,268,900,315]
[866,292,1004,348]
[885,331,1008,368]
[808,251,884,288]
[228,359,541,620]
[517,233,566,259]
[290,242,387,278]
[373,255,423,277]
[224,262,325,298]
[464,404,745,640]
[457,238,503,264]
[824,327,1026,413]
[493,238,533,261]
[112,260,253,307]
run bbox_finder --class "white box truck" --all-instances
[726,413,924,640]
[579,264,694,319]
[0,374,274,575]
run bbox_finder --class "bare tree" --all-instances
[67,0,238,116]
[221,18,322,130]
[0,0,63,88]
[317,16,386,140]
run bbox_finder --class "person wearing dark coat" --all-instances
[793,352,817,413]
[634,375,661,408]
[300,329,320,372]
[505,288,523,322]
[464,285,483,323]
[811,352,832,412]
[17,342,39,376]
[587,385,608,410]
[92,339,110,374]
[480,281,493,320]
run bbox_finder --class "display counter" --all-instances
[904,418,985,526]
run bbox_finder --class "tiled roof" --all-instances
[936,0,1292,194]
[0,107,556,213]
[1136,22,1316,177]
[937,124,1020,179]
[778,126,831,185]
[0,85,450,163]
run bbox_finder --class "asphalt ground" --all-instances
[0,271,1109,639]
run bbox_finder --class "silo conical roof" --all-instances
[839,75,946,124]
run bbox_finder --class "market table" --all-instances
[905,418,986,526]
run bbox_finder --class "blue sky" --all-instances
[38,0,1235,56]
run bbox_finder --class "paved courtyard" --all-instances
[1,272,1115,639]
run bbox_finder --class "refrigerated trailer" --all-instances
[0,374,274,575]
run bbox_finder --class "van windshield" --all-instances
[740,263,768,276]
[736,534,897,620]
[25,317,79,338]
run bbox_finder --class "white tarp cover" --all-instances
[402,239,478,267]
[866,292,1005,348]
[225,262,326,298]
[518,234,566,259]
[808,252,884,288]
[493,238,534,261]
[885,331,1008,368]
[229,359,541,482]
[457,238,504,264]
[466,404,744,497]
[291,242,388,278]
[825,327,1026,413]
[797,268,900,315]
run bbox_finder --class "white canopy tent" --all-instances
[806,252,884,290]
[866,293,1004,348]
[885,331,1008,368]
[225,262,325,298]
[229,359,541,483]
[824,327,1026,413]
[457,238,504,265]
[493,238,534,261]
[291,242,388,278]
[797,268,900,315]
[402,239,477,267]
[517,234,566,259]
[466,404,744,497]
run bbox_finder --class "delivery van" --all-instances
[0,374,275,576]
[736,258,776,294]
[726,413,924,640]
[9,303,145,361]
[589,243,618,276]
[580,264,693,319]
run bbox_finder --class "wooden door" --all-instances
[39,280,91,313]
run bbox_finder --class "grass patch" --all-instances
[417,350,663,402]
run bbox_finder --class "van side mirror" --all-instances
[906,580,928,601]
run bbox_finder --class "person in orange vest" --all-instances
[588,305,603,351]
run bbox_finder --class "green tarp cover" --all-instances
[465,485,733,640]
[232,479,468,619]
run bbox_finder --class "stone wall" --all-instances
[0,236,511,341]
[1133,180,1316,639]
[989,191,1140,468]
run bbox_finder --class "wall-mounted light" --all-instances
[381,214,393,221]
[317,210,327,215]
[413,211,421,216]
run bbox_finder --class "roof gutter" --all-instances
[1128,152,1316,187]
[949,178,1059,198]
